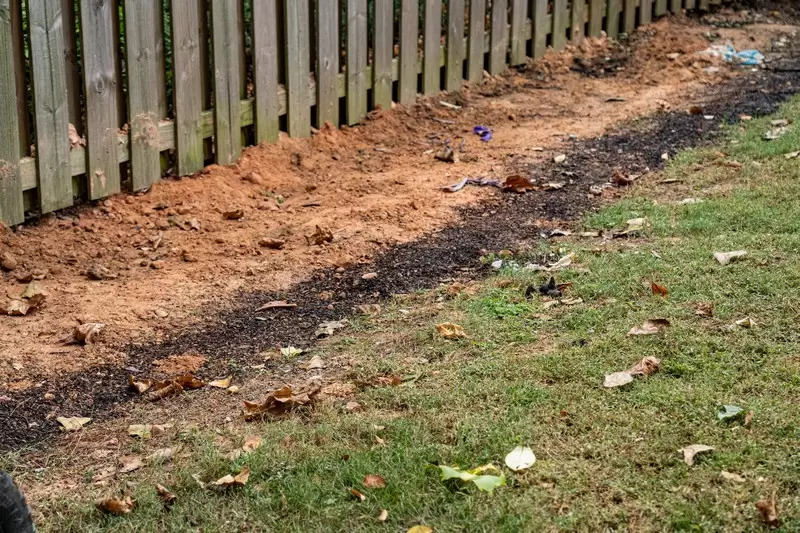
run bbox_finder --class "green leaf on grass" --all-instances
[438,464,506,494]
[717,405,744,421]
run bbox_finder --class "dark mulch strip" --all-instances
[2,69,798,454]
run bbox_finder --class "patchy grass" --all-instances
[27,98,800,532]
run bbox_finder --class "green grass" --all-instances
[28,98,800,532]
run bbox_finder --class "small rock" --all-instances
[258,237,285,250]
[87,264,117,281]
[1,252,18,272]
[154,308,169,318]
[150,260,165,270]
[361,272,378,280]
[554,154,567,164]
[243,172,264,186]
[43,392,55,401]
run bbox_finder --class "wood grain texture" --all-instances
[0,0,23,224]
[623,0,636,34]
[532,0,547,59]
[640,0,653,24]
[211,0,242,163]
[571,0,585,43]
[252,0,280,143]
[510,0,527,65]
[399,0,418,104]
[468,0,486,82]
[317,0,340,127]
[589,0,603,36]
[10,1,29,158]
[29,0,73,212]
[655,0,668,16]
[80,0,122,199]
[346,0,367,125]
[606,0,621,38]
[423,0,442,94]
[372,0,393,108]
[489,0,507,74]
[59,0,81,137]
[551,0,567,50]
[284,0,311,136]
[446,0,465,89]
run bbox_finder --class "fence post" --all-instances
[446,0,466,90]
[423,0,442,95]
[346,0,367,125]
[467,0,486,82]
[372,0,393,109]
[398,0,418,105]
[317,0,340,128]
[489,0,508,75]
[0,0,23,225]
[253,0,280,143]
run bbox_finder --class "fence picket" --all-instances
[686,0,697,11]
[80,0,122,199]
[589,0,603,36]
[399,0,418,104]
[423,0,442,94]
[467,0,486,82]
[623,0,636,34]
[606,0,621,38]
[346,0,367,125]
[284,0,311,136]
[446,0,466,89]
[510,0,527,65]
[373,0,393,108]
[551,0,567,50]
[489,0,507,75]
[60,0,82,140]
[253,0,280,143]
[655,0,668,15]
[641,0,653,24]
[317,0,339,128]
[29,0,73,213]
[698,0,710,9]
[0,0,23,225]
[10,1,29,160]
[211,0,242,163]
[532,0,547,59]
[671,0,683,14]
[572,0,585,43]
[171,0,205,175]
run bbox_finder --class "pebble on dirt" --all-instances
[1,251,18,271]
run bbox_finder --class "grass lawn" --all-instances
[32,97,800,532]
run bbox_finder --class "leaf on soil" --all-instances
[3,299,30,316]
[547,253,574,272]
[756,494,780,528]
[242,435,262,452]
[281,346,303,358]
[128,424,152,438]
[436,322,466,339]
[357,303,382,315]
[222,209,245,220]
[651,282,669,297]
[408,527,433,533]
[57,416,92,431]
[208,376,232,389]
[243,385,320,421]
[305,225,334,246]
[604,357,660,388]
[363,474,386,489]
[259,237,285,249]
[695,302,715,317]
[128,375,153,394]
[560,297,583,306]
[378,509,389,522]
[118,455,144,474]
[149,448,173,462]
[720,471,746,483]
[603,372,635,388]
[545,182,566,190]
[679,444,714,466]
[438,464,506,494]
[504,446,536,471]
[147,380,184,401]
[349,488,366,501]
[156,484,177,506]
[502,174,535,193]
[213,466,251,488]
[627,319,670,336]
[763,126,789,141]
[302,355,325,370]
[785,150,800,160]
[69,323,106,345]
[744,410,754,426]
[717,405,745,421]
[96,495,136,515]
[713,250,747,266]
[735,317,755,328]
[173,373,205,390]
[256,300,297,311]
[316,320,347,337]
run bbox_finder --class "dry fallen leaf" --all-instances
[96,495,136,515]
[222,209,244,220]
[744,410,754,426]
[679,444,714,466]
[695,302,715,317]
[156,484,177,506]
[628,319,670,336]
[214,466,251,488]
[603,372,635,388]
[502,174,535,193]
[302,355,325,370]
[756,493,780,528]
[363,474,386,489]
[714,250,747,266]
[118,455,144,474]
[305,225,334,246]
[147,380,184,401]
[208,376,232,389]
[70,323,106,345]
[651,281,669,298]
[720,471,746,483]
[242,435,262,452]
[349,488,366,501]
[243,385,320,421]
[735,317,756,328]
[57,417,92,431]
[128,424,152,438]
[547,253,574,272]
[408,527,433,533]
[128,375,152,394]
[436,322,466,339]
[604,357,660,388]
[256,300,297,311]
[149,448,173,462]
[3,299,30,316]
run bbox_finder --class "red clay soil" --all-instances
[0,16,796,390]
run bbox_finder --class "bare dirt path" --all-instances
[1,14,798,452]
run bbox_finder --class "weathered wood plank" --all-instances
[623,0,636,34]
[589,0,603,36]
[0,0,23,224]
[60,0,82,138]
[317,0,339,127]
[399,0,418,104]
[29,0,73,212]
[606,0,621,38]
[171,0,205,175]
[10,1,29,158]
[698,0,709,10]
[210,0,242,163]
[373,0,393,108]
[489,0,507,74]
[468,0,486,82]
[284,0,311,136]
[572,0,585,43]
[80,0,122,199]
[346,0,367,125]
[253,0,280,143]
[446,0,466,89]
[551,0,567,50]
[423,0,442,94]
[125,0,164,190]
[685,0,696,10]
[640,0,653,24]
[670,0,683,14]
[532,0,547,58]
[510,0,527,65]
[655,0,668,16]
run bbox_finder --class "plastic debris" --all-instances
[441,177,502,193]
[699,44,764,66]
[473,126,493,142]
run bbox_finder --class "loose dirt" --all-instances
[1,13,798,452]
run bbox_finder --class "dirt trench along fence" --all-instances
[0,0,730,227]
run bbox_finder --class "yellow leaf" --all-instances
[408,527,433,533]
[208,376,232,389]
[57,417,91,431]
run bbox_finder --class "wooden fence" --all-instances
[0,0,727,227]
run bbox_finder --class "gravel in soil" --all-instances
[2,67,798,453]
